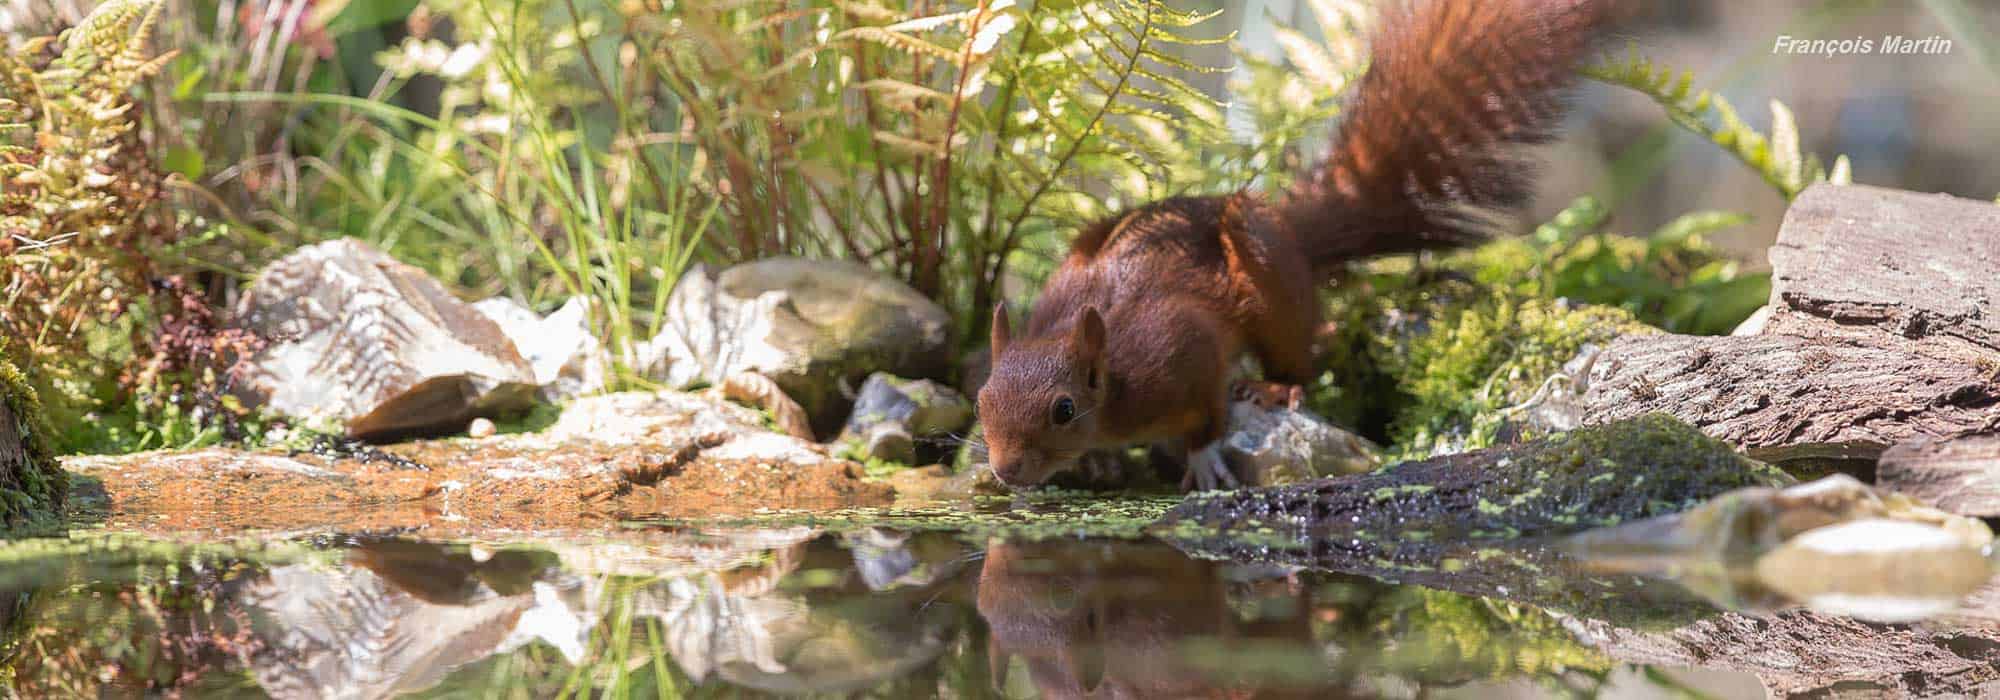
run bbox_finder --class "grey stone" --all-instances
[232,238,537,439]
[838,373,973,464]
[1564,473,1989,563]
[639,259,953,433]
[1219,402,1378,486]
[1753,517,1993,623]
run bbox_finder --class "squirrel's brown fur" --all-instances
[977,0,1611,489]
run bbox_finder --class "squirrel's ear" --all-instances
[1072,306,1105,359]
[990,303,1012,355]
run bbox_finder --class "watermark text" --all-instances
[1773,35,1953,57]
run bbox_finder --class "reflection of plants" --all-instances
[1364,587,1610,685]
[1,553,264,696]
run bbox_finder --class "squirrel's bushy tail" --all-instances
[1280,0,1610,272]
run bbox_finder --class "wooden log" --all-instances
[1767,184,2000,361]
[1582,333,2000,453]
[1582,185,2000,461]
[1877,434,2000,517]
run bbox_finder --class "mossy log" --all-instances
[1158,415,1847,638]
[1153,415,1790,628]
[0,358,65,530]
[1581,185,2000,466]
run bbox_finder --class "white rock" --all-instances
[473,295,611,402]
[467,417,497,438]
[636,259,953,430]
[232,239,537,438]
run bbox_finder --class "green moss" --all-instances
[1345,274,1653,459]
[1464,201,1771,336]
[833,442,915,478]
[1310,213,1766,458]
[0,357,66,531]
[494,402,563,435]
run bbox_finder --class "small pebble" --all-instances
[468,417,497,438]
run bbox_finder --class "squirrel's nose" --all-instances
[991,458,1031,486]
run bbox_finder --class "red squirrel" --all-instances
[977,0,1610,490]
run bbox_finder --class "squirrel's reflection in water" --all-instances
[974,538,1351,699]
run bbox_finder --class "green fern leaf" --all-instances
[1586,47,1852,201]
[857,79,954,110]
[835,26,963,63]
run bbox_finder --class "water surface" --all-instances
[3,499,1995,698]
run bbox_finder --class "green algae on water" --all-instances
[643,491,1184,543]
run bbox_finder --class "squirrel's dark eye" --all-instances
[1051,397,1077,425]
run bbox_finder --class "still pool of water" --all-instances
[3,498,1997,698]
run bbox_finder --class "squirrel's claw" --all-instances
[1180,444,1239,492]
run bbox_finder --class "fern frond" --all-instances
[857,79,954,110]
[835,26,963,62]
[987,0,1228,230]
[1273,27,1344,90]
[1585,47,1851,201]
[883,7,988,33]
[831,0,901,24]
[873,131,947,159]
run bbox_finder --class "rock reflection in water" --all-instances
[276,530,962,697]
[244,540,583,698]
[1564,474,1998,623]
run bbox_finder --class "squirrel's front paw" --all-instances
[1179,444,1240,492]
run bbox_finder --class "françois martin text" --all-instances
[1773,35,1954,57]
